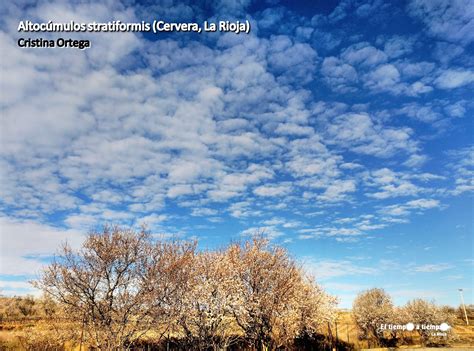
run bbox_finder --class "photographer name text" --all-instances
[17,20,251,50]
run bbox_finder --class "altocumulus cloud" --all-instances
[0,0,473,304]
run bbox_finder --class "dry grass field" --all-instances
[335,310,474,350]
[1,309,473,350]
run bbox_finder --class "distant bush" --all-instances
[352,288,458,349]
[17,327,69,351]
[457,304,474,323]
[402,299,456,346]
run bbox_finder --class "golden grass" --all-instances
[1,311,473,350]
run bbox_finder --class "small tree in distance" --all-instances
[352,288,395,347]
[402,298,455,346]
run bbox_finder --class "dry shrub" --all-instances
[402,299,456,346]
[16,323,79,351]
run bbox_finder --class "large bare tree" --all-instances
[34,226,195,350]
[226,236,332,351]
[176,250,241,350]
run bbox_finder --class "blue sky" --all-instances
[0,0,473,308]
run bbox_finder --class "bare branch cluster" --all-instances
[33,227,337,350]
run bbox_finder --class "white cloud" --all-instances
[321,38,436,96]
[0,0,471,296]
[412,263,453,273]
[137,213,168,228]
[408,0,474,45]
[341,43,387,68]
[404,154,428,168]
[380,198,440,217]
[371,183,420,199]
[240,226,284,240]
[227,201,259,219]
[0,280,40,296]
[324,114,416,157]
[397,103,441,123]
[274,123,314,136]
[253,184,292,197]
[321,57,358,92]
[390,288,444,302]
[397,61,435,78]
[0,217,84,276]
[433,42,464,64]
[445,147,474,195]
[298,225,363,241]
[208,164,274,201]
[444,101,466,118]
[383,35,416,58]
[406,198,440,209]
[318,179,356,202]
[435,69,474,89]
[267,36,318,85]
[190,207,218,217]
[364,64,401,91]
[302,257,378,280]
[365,168,422,199]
